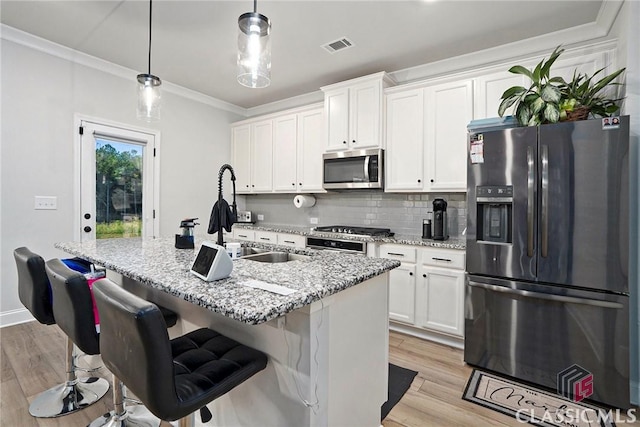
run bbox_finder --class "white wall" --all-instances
[1,34,243,325]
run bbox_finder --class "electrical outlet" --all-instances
[257,214,264,221]
[35,196,57,210]
[310,217,318,224]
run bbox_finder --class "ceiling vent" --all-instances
[322,37,354,54]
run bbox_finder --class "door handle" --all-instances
[468,281,623,309]
[526,146,535,258]
[364,155,370,182]
[541,144,549,258]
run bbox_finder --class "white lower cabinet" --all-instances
[416,266,465,337]
[379,243,465,340]
[277,233,306,248]
[387,263,416,324]
[254,230,278,244]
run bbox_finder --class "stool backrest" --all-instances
[45,259,100,355]
[14,247,55,325]
[92,279,176,417]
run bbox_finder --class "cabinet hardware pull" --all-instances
[292,183,295,186]
[423,274,427,278]
[343,141,347,144]
[260,237,271,241]
[409,272,413,276]
[417,179,421,183]
[430,179,434,183]
[238,234,247,238]
[284,240,295,244]
[432,257,452,262]
[388,252,405,257]
[352,140,356,143]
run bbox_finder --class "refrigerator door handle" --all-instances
[527,146,535,257]
[541,145,549,258]
[468,281,624,309]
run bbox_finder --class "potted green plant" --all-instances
[558,67,625,121]
[498,46,565,126]
[498,46,626,126]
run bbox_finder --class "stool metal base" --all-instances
[87,404,161,427]
[28,377,110,418]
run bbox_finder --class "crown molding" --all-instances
[389,0,624,85]
[1,24,247,116]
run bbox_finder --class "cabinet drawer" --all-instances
[277,233,306,248]
[421,247,465,270]
[233,229,255,241]
[379,244,417,263]
[255,231,278,244]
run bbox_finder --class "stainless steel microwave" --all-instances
[323,148,384,190]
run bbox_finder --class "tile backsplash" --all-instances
[241,192,467,238]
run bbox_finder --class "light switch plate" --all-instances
[310,217,318,224]
[35,196,57,210]
[257,214,264,221]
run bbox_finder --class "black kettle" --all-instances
[432,198,448,241]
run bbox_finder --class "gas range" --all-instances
[312,225,394,237]
[307,225,393,254]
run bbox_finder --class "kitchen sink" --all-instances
[241,251,310,263]
[239,247,270,257]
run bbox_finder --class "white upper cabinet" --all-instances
[231,119,273,194]
[273,113,298,192]
[232,124,252,193]
[474,70,526,119]
[474,50,610,120]
[385,79,472,192]
[272,106,325,193]
[322,72,394,151]
[297,107,325,192]
[385,88,425,191]
[424,79,473,192]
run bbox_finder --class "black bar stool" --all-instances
[93,278,268,427]
[45,258,179,427]
[13,247,109,418]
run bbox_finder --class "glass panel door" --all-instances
[79,120,158,242]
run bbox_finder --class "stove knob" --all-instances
[347,229,354,234]
[332,227,339,233]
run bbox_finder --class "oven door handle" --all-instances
[468,281,624,309]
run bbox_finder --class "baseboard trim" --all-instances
[389,322,464,350]
[0,308,35,328]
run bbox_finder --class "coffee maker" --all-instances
[432,199,448,240]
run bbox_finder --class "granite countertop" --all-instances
[234,223,466,250]
[55,237,400,325]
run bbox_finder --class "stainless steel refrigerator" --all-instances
[465,116,631,409]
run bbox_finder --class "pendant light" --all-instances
[237,0,271,88]
[137,0,161,121]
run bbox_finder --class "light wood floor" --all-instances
[1,321,637,426]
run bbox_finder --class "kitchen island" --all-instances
[55,236,400,427]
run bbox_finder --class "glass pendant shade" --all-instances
[237,12,271,88]
[137,73,161,121]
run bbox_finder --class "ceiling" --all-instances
[1,1,607,109]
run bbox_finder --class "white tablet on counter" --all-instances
[190,241,233,281]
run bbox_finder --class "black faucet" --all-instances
[208,164,237,246]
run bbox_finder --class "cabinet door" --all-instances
[388,263,416,324]
[474,70,526,119]
[251,120,273,192]
[325,88,350,151]
[233,228,255,241]
[297,108,325,192]
[273,114,298,192]
[416,266,464,337]
[232,124,252,193]
[425,80,473,192]
[385,89,425,191]
[350,81,381,149]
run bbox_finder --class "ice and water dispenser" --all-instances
[475,185,513,243]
